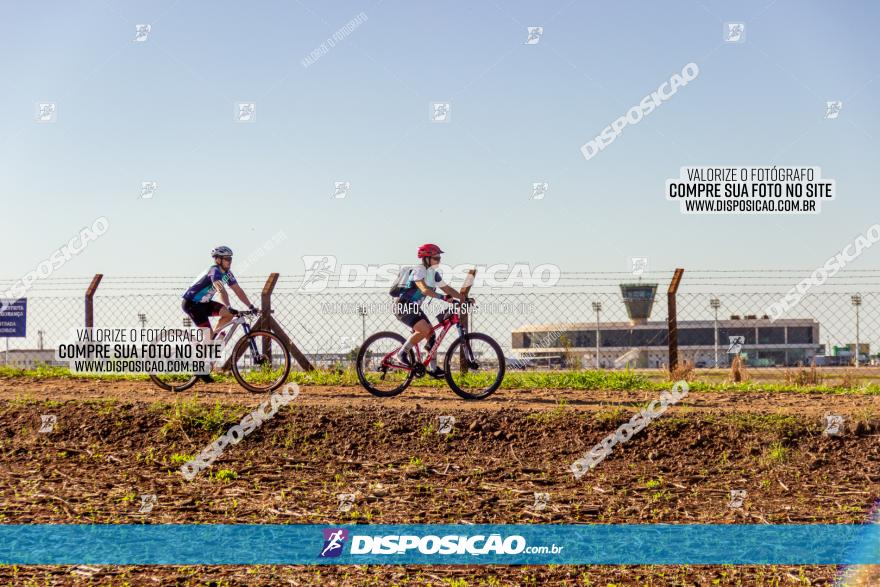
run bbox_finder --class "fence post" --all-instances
[268,314,314,371]
[667,268,684,374]
[263,273,313,371]
[459,269,477,374]
[225,273,314,372]
[261,273,279,363]
[84,274,103,327]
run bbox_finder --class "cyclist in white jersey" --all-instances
[182,246,256,382]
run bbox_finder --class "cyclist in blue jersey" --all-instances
[392,243,466,378]
[182,246,256,382]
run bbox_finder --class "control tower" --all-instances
[619,282,658,325]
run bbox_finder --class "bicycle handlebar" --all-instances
[230,308,271,316]
[450,297,476,304]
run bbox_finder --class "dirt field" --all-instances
[2,375,879,585]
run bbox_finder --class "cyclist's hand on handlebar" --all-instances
[248,304,257,312]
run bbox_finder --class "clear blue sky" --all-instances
[1,0,878,279]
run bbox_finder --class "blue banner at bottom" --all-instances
[1,524,880,565]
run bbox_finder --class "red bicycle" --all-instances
[355,299,505,400]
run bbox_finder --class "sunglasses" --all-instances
[430,256,442,261]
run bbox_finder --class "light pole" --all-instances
[138,313,147,329]
[710,297,720,368]
[592,301,602,369]
[357,305,368,345]
[852,294,862,368]
[38,330,45,351]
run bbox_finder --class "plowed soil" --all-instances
[2,376,879,586]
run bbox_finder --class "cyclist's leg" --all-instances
[183,300,212,335]
[424,325,443,375]
[392,301,425,336]
[213,303,234,336]
[392,301,429,365]
[424,327,438,357]
[182,300,215,382]
[425,306,459,375]
[408,319,431,347]
[398,319,430,366]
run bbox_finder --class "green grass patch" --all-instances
[680,379,880,395]
[0,364,151,381]
[764,441,790,464]
[169,453,193,466]
[5,364,880,394]
[289,367,653,391]
[526,399,570,423]
[158,397,244,435]
[713,412,807,433]
[213,468,238,482]
[592,407,627,424]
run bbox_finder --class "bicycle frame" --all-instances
[209,314,260,365]
[380,305,474,372]
[150,309,285,393]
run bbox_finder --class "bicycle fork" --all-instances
[457,323,477,366]
[241,323,264,362]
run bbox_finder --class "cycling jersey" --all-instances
[182,266,237,303]
[398,266,447,303]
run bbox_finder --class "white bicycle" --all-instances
[148,309,291,393]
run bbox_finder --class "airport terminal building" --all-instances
[510,282,822,368]
[511,317,822,368]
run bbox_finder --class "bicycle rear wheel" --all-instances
[230,330,292,393]
[356,331,414,397]
[148,372,198,392]
[444,332,505,400]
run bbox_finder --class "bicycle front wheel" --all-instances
[444,332,506,400]
[230,330,292,393]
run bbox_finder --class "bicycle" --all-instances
[355,299,505,400]
[148,309,291,393]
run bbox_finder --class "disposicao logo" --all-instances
[317,530,562,558]
[349,534,528,555]
[319,528,349,558]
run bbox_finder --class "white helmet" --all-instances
[211,246,234,258]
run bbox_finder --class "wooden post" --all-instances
[222,274,314,372]
[458,269,476,374]
[84,274,103,327]
[268,315,313,371]
[261,273,279,364]
[667,268,685,374]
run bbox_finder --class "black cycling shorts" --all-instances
[182,299,225,328]
[392,300,430,329]
[393,300,457,329]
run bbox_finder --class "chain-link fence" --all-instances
[3,271,880,379]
